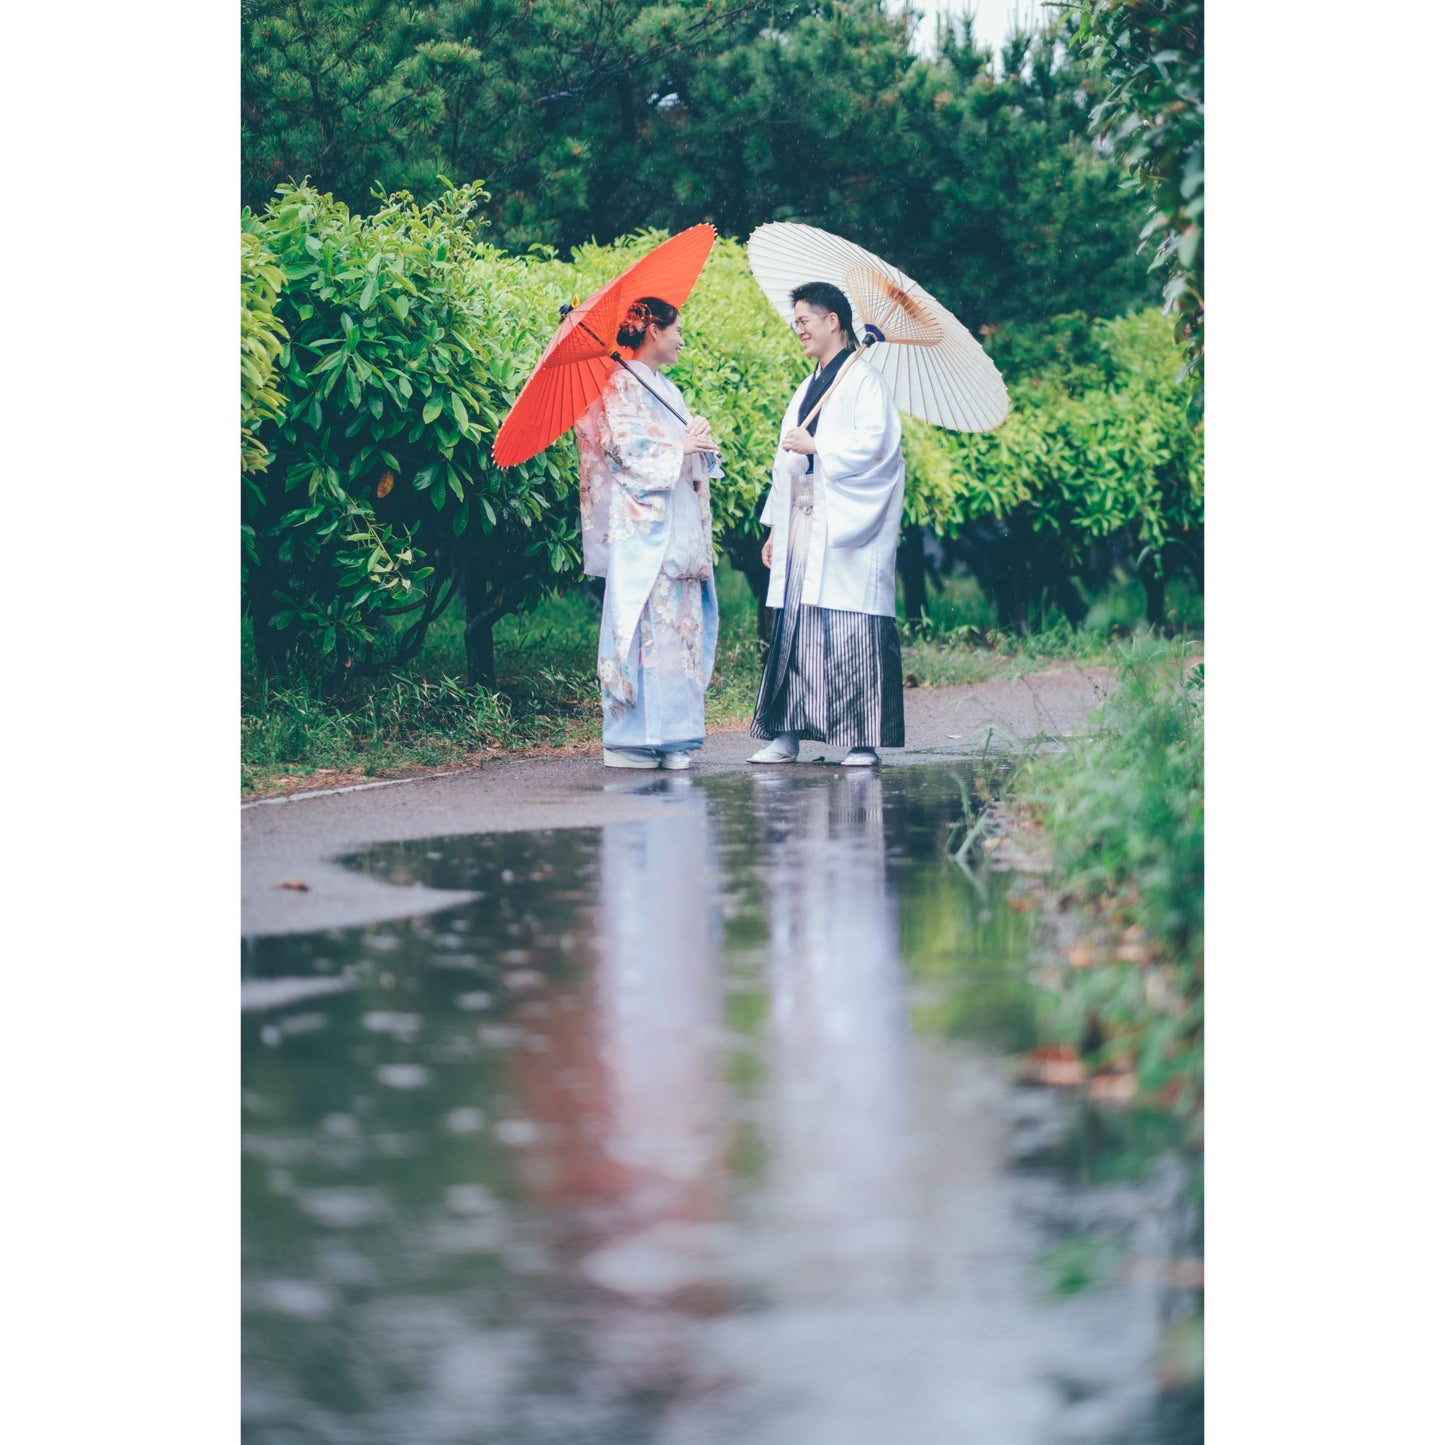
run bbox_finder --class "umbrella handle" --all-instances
[614,357,713,492]
[565,308,711,488]
[798,344,870,430]
[614,356,691,428]
[562,308,695,427]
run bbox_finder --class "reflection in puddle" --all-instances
[760,774,919,1306]
[242,764,1201,1444]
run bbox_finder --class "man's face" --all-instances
[792,303,836,361]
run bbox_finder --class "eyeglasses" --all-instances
[792,311,833,334]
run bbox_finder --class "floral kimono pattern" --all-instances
[575,364,720,751]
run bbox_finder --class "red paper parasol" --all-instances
[492,224,717,466]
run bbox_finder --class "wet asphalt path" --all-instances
[242,667,1114,937]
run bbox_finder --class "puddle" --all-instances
[242,763,1202,1444]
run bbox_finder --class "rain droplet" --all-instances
[253,1279,336,1320]
[444,1107,486,1135]
[495,1118,544,1146]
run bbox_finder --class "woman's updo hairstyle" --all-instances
[617,295,679,348]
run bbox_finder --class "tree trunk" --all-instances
[1141,568,1167,631]
[247,563,289,678]
[466,608,496,687]
[899,525,928,624]
[461,554,499,686]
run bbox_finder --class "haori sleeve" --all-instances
[762,385,809,525]
[812,364,902,489]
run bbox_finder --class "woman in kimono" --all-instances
[575,298,722,770]
[749,281,906,767]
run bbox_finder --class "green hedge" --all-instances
[242,182,577,683]
[242,187,1201,683]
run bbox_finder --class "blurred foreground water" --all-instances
[242,764,1202,1444]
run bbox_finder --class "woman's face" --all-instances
[646,318,685,367]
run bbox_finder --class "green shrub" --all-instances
[243,193,1201,674]
[1017,645,1203,1109]
[242,181,579,686]
[240,231,288,476]
[924,312,1202,630]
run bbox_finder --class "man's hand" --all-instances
[761,530,775,568]
[781,426,817,455]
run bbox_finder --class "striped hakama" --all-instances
[751,474,906,749]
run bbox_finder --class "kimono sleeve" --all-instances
[602,372,686,499]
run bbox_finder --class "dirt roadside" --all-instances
[242,665,1115,938]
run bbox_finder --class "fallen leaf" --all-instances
[376,468,395,499]
[1088,1071,1138,1103]
[1007,896,1034,912]
[1169,1258,1205,1290]
[1068,943,1097,968]
[1021,1045,1084,1088]
[903,673,920,688]
[1124,1256,1205,1290]
[277,880,311,892]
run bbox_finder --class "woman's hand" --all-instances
[761,530,775,569]
[682,416,717,454]
[781,426,817,455]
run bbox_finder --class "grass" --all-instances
[241,562,768,794]
[1005,641,1204,1117]
[242,560,1201,796]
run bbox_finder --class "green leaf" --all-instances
[423,395,444,424]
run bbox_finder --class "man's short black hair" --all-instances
[789,281,856,342]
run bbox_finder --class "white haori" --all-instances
[758,354,905,615]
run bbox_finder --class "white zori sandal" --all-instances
[603,748,662,769]
[748,735,799,764]
[840,748,880,767]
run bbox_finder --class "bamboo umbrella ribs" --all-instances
[493,225,717,466]
[746,221,1009,434]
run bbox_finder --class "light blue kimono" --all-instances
[575,364,721,753]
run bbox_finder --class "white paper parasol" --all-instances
[747,222,1009,433]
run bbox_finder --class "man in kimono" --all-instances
[575,298,722,770]
[749,282,906,767]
